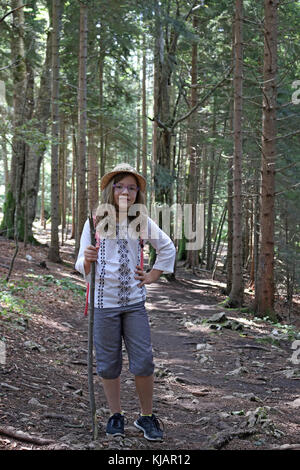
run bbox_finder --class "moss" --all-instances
[0,187,39,244]
[0,189,15,239]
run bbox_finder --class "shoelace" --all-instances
[110,414,127,428]
[151,414,164,432]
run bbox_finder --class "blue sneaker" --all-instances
[134,414,164,441]
[106,413,125,437]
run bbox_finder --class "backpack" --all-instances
[84,226,144,316]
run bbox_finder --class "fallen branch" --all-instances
[272,444,300,450]
[6,241,18,282]
[231,344,271,351]
[70,359,88,366]
[0,425,54,446]
[42,412,70,421]
[0,263,9,269]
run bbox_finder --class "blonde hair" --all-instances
[94,172,146,230]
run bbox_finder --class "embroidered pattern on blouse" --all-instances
[97,239,106,309]
[137,237,146,302]
[117,239,131,306]
[116,224,131,306]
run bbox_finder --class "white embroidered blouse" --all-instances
[75,217,176,309]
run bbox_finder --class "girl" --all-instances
[75,163,176,441]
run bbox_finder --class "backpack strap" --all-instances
[139,237,144,270]
[84,284,90,316]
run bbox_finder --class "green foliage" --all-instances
[26,273,86,297]
[0,272,85,326]
[0,277,33,324]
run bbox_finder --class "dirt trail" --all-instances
[0,237,300,451]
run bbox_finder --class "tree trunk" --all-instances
[1,141,9,196]
[26,30,52,241]
[40,158,46,229]
[76,1,88,255]
[186,15,199,270]
[228,0,244,307]
[153,1,176,206]
[88,128,99,212]
[252,172,260,292]
[24,58,35,247]
[70,124,77,239]
[142,33,147,189]
[59,115,67,246]
[254,0,278,320]
[226,155,233,293]
[99,43,105,178]
[151,15,160,210]
[1,0,27,240]
[136,90,141,173]
[206,147,215,270]
[48,0,62,263]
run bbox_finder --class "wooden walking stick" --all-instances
[88,212,98,440]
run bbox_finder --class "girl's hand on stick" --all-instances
[84,245,99,275]
[84,245,99,262]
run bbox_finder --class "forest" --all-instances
[0,0,300,452]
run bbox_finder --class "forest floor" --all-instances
[0,225,300,453]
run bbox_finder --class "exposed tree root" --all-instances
[0,425,54,446]
[209,428,257,450]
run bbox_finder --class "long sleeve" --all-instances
[144,217,176,274]
[75,219,91,283]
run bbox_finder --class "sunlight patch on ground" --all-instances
[30,313,71,333]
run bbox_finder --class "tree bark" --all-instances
[88,128,99,212]
[27,30,52,241]
[153,0,176,206]
[186,15,199,270]
[151,14,160,210]
[254,0,278,320]
[99,41,105,178]
[59,115,67,245]
[48,0,62,263]
[1,140,9,194]
[70,124,77,239]
[76,1,88,255]
[0,0,27,240]
[142,33,147,188]
[228,0,244,307]
[206,122,216,271]
[136,82,141,173]
[40,158,46,229]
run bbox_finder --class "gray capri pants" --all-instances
[93,300,155,379]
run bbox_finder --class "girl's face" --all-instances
[113,174,139,211]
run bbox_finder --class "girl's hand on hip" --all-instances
[134,265,163,287]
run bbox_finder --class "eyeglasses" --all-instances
[113,183,139,193]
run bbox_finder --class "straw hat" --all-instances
[100,163,146,192]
